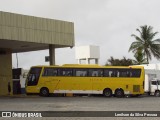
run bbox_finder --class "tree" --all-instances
[129,25,160,64]
[106,56,133,66]
[132,48,147,65]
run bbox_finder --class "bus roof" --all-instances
[31,64,144,69]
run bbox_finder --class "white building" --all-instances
[140,64,160,70]
[137,64,160,93]
[75,45,100,64]
[139,63,160,81]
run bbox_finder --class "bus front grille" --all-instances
[133,85,140,92]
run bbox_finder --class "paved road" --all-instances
[0,95,159,120]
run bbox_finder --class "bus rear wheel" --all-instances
[103,88,112,97]
[40,88,49,97]
[155,91,160,97]
[115,89,124,98]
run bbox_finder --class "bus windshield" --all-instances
[27,67,42,86]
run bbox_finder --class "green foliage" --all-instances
[129,25,160,64]
[132,48,147,65]
[106,56,133,66]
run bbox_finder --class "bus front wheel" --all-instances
[40,88,49,97]
[103,88,112,97]
[115,89,124,98]
[155,91,160,97]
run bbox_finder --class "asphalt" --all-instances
[0,94,159,120]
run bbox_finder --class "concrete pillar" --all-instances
[95,59,99,64]
[49,45,55,65]
[0,49,12,95]
[86,58,90,64]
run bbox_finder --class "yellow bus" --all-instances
[25,64,145,97]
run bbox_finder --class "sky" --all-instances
[0,0,160,69]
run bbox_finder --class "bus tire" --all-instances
[103,88,112,97]
[40,87,49,97]
[155,91,160,97]
[115,89,124,98]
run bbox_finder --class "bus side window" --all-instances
[62,71,66,76]
[43,68,58,76]
[119,69,128,77]
[109,71,114,77]
[89,69,103,77]
[67,71,72,76]
[60,69,73,76]
[43,69,47,76]
[130,69,141,78]
[89,69,96,77]
[80,73,83,76]
[74,69,88,77]
[92,72,98,77]
[117,70,120,77]
[104,69,109,77]
[84,72,87,76]
[98,70,103,77]
[114,71,118,77]
[110,72,114,77]
[110,69,118,77]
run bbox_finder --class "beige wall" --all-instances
[0,49,12,95]
[0,11,74,47]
